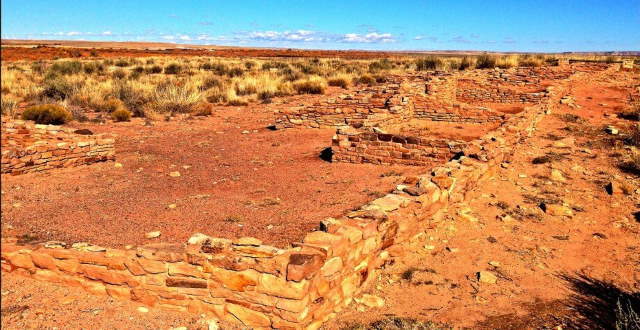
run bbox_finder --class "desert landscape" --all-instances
[1,2,639,329]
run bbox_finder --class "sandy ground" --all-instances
[1,97,426,248]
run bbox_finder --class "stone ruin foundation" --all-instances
[1,63,619,329]
[1,118,115,175]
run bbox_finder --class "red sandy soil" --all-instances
[325,69,640,329]
[0,44,404,62]
[1,94,424,249]
[385,120,501,142]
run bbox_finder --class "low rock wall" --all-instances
[1,119,115,175]
[332,128,466,166]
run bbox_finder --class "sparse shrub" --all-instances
[293,77,326,94]
[111,81,147,117]
[328,77,349,88]
[89,50,99,57]
[416,56,444,71]
[1,98,18,117]
[83,62,104,74]
[164,63,182,74]
[227,99,248,106]
[112,68,127,79]
[146,58,155,65]
[152,81,201,114]
[40,75,74,100]
[22,104,72,124]
[48,61,82,75]
[604,56,617,64]
[459,56,472,70]
[31,62,46,74]
[244,61,256,70]
[94,98,124,113]
[368,58,393,72]
[262,61,289,71]
[374,75,387,83]
[111,108,131,122]
[227,67,244,77]
[133,66,145,73]
[115,59,130,67]
[193,102,213,116]
[476,54,497,69]
[518,55,543,67]
[147,65,163,74]
[355,74,376,85]
[201,76,223,91]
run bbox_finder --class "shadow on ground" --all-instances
[472,272,639,330]
[559,272,640,330]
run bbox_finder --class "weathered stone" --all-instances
[321,257,343,277]
[257,273,308,299]
[226,303,271,327]
[477,271,498,284]
[165,277,208,288]
[356,294,385,308]
[206,266,258,291]
[136,258,167,274]
[286,253,325,282]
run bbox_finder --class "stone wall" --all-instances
[1,119,115,175]
[1,65,600,329]
[332,127,466,166]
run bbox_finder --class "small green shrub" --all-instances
[22,104,72,124]
[227,99,248,106]
[164,63,182,74]
[368,58,393,72]
[40,75,74,100]
[193,102,214,116]
[48,61,82,75]
[83,62,104,74]
[111,108,131,122]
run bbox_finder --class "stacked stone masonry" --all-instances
[1,119,115,175]
[332,128,466,166]
[1,64,617,329]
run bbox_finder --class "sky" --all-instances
[1,0,639,52]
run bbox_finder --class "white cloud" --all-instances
[101,31,113,36]
[340,32,395,43]
[161,35,175,40]
[178,34,191,41]
[66,31,82,36]
[414,35,424,40]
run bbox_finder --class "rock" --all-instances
[605,181,630,195]
[541,203,573,216]
[207,320,219,330]
[550,168,566,182]
[605,126,619,135]
[114,162,123,168]
[169,171,181,177]
[167,203,177,209]
[188,233,211,245]
[233,237,262,246]
[356,294,385,308]
[242,130,250,134]
[74,129,94,135]
[373,127,387,134]
[488,261,501,267]
[137,306,149,313]
[145,231,161,239]
[477,271,497,284]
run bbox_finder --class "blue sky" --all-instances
[2,0,638,52]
